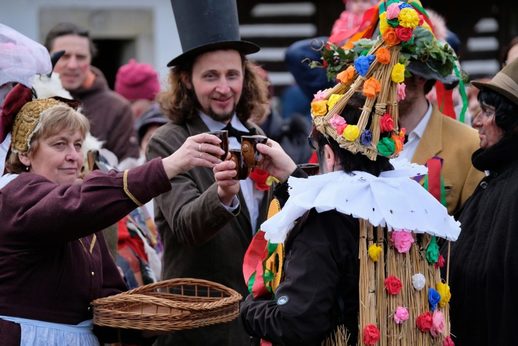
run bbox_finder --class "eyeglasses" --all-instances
[480,105,496,118]
[307,127,331,151]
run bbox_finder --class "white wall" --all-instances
[0,0,182,85]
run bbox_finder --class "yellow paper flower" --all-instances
[311,100,328,117]
[379,12,389,35]
[398,8,419,29]
[368,244,383,262]
[327,94,344,110]
[343,124,360,141]
[336,65,356,84]
[391,63,406,83]
[436,282,451,307]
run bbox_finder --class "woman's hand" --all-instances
[213,154,240,206]
[256,139,297,183]
[162,133,224,179]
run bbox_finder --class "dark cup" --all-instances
[297,163,320,176]
[241,135,267,168]
[229,149,250,180]
[208,130,228,160]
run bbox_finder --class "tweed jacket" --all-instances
[146,114,270,346]
[412,106,484,215]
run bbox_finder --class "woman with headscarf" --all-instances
[0,92,225,345]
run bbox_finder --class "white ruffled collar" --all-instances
[261,159,460,243]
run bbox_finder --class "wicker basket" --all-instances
[92,278,242,332]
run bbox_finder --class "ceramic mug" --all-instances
[208,130,228,160]
[229,149,249,180]
[241,135,267,168]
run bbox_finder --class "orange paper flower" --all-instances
[363,77,381,98]
[382,28,401,46]
[375,47,391,64]
[336,65,356,84]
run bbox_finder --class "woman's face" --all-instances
[471,103,504,149]
[23,129,84,184]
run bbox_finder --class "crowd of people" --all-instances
[1,0,518,345]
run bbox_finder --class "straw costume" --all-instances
[241,1,461,345]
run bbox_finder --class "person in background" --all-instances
[251,64,312,164]
[115,58,161,118]
[44,22,140,162]
[116,104,169,288]
[448,58,518,346]
[500,36,518,67]
[284,0,378,102]
[0,89,225,345]
[146,0,270,344]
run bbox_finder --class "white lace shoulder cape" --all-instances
[261,159,460,243]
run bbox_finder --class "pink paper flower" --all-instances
[392,230,414,253]
[431,310,445,337]
[313,89,327,101]
[394,306,409,324]
[443,335,455,346]
[396,83,406,101]
[386,3,401,20]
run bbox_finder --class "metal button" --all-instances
[480,181,488,189]
[91,271,95,276]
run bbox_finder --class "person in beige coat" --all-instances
[397,69,484,216]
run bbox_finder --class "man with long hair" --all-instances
[146,0,270,344]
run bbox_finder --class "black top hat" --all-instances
[167,0,260,67]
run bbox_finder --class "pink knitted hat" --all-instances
[115,59,160,101]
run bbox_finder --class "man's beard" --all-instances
[206,106,236,123]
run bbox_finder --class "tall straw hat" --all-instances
[471,58,518,106]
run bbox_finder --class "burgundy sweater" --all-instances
[0,158,170,324]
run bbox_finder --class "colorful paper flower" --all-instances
[386,3,401,20]
[363,77,381,98]
[391,229,414,253]
[394,306,409,324]
[396,83,406,101]
[384,275,403,295]
[368,244,382,262]
[379,12,389,35]
[327,94,344,110]
[436,282,451,308]
[382,28,401,46]
[443,335,455,346]
[377,137,396,157]
[416,311,433,332]
[363,324,381,345]
[391,63,406,83]
[360,129,373,146]
[380,113,395,133]
[391,134,404,154]
[426,236,440,264]
[435,254,445,269]
[412,273,426,290]
[329,114,347,135]
[313,89,327,101]
[354,55,375,77]
[431,310,446,337]
[428,288,441,311]
[343,125,360,141]
[375,47,391,64]
[311,100,327,117]
[398,7,419,29]
[395,26,413,42]
[336,65,356,84]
